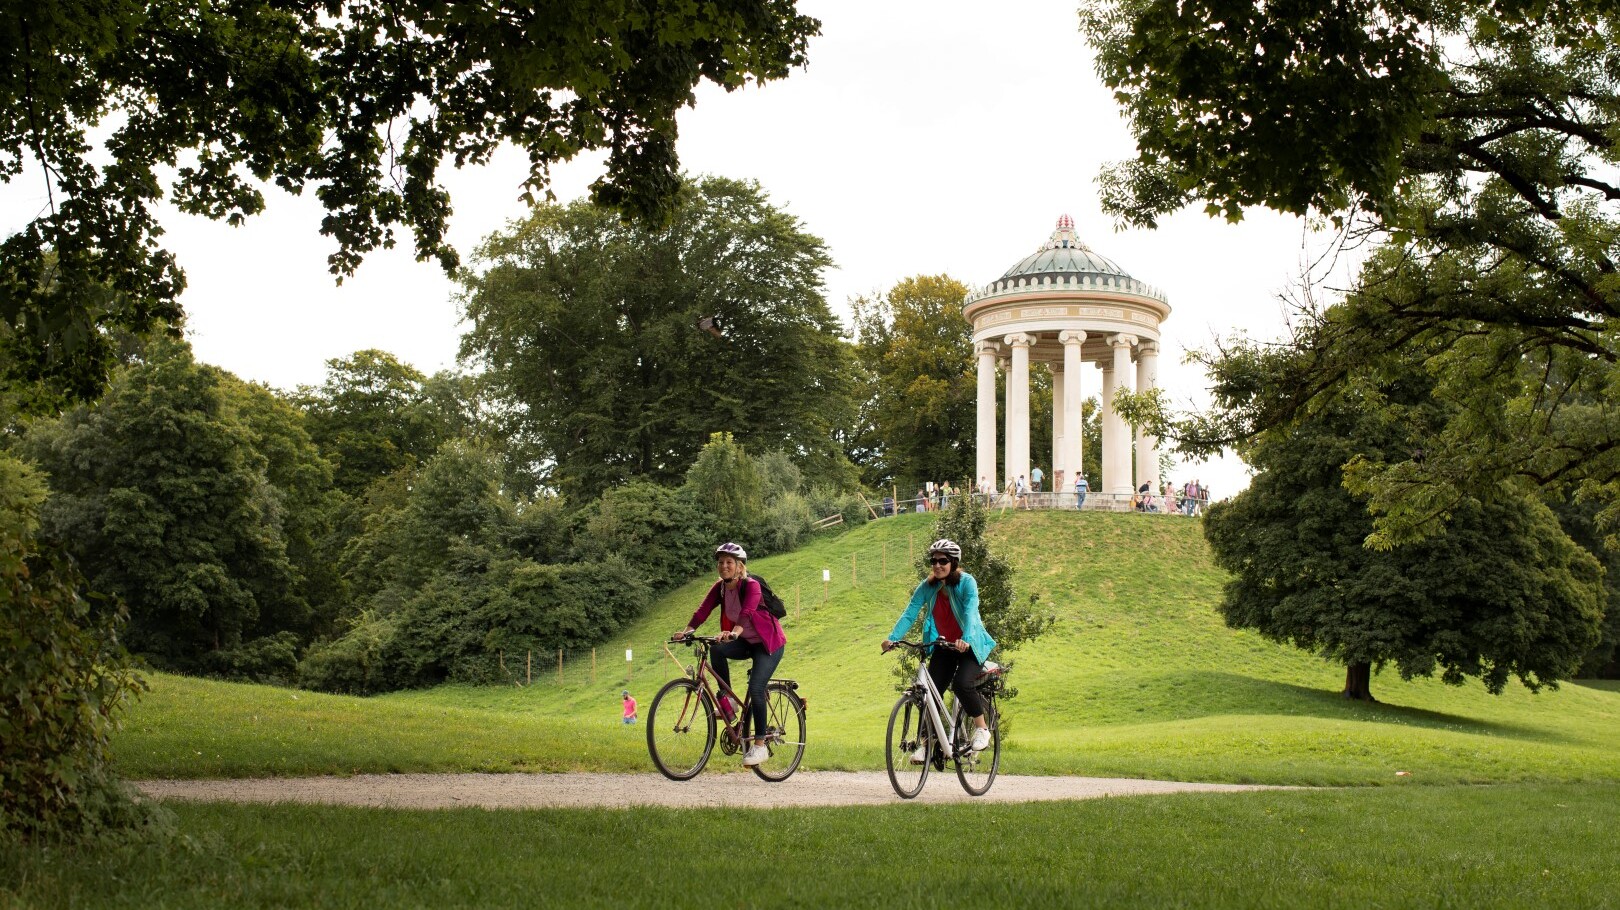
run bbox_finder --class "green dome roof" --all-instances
[998,215,1132,281]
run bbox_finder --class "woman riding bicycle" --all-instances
[678,542,786,767]
[880,539,995,761]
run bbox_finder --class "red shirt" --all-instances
[932,586,963,641]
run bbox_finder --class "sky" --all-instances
[13,1,1355,499]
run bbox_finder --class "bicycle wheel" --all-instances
[751,682,807,782]
[885,693,932,799]
[953,694,1000,796]
[647,677,717,781]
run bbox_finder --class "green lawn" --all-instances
[5,785,1617,909]
[114,511,1620,786]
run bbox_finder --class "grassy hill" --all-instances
[116,511,1620,785]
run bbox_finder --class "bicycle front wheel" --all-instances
[751,682,807,782]
[953,694,1000,796]
[885,693,931,799]
[647,677,717,781]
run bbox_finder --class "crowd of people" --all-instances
[875,474,1212,515]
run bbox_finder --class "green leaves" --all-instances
[458,176,854,500]
[3,0,821,409]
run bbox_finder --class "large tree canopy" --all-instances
[458,176,855,499]
[1082,0,1620,544]
[850,276,978,489]
[1204,365,1604,700]
[1,0,819,411]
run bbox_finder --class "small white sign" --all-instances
[625,649,633,662]
[822,569,830,582]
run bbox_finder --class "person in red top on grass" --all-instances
[677,542,787,767]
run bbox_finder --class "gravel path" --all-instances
[136,772,1291,810]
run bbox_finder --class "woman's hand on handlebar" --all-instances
[674,627,694,641]
[880,639,895,653]
[953,639,969,653]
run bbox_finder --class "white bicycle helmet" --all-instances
[714,542,748,561]
[928,539,962,560]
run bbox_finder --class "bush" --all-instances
[301,548,652,692]
[297,611,406,695]
[1,455,152,842]
[578,480,708,591]
[201,631,301,685]
[759,491,813,554]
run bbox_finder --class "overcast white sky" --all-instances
[15,1,1357,498]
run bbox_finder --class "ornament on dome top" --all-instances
[1045,214,1089,251]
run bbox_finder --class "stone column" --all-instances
[1059,330,1085,485]
[975,340,999,496]
[1108,334,1138,495]
[1050,363,1063,489]
[1003,333,1033,492]
[1135,341,1160,494]
[1099,362,1116,497]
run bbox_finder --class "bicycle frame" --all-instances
[675,636,756,744]
[903,642,957,759]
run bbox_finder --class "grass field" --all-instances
[114,511,1620,786]
[15,509,1617,909]
[4,784,1618,909]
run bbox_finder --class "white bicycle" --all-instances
[882,640,1004,798]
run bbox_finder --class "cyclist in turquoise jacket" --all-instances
[880,539,996,759]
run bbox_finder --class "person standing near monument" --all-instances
[1075,474,1089,510]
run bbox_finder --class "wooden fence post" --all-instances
[557,648,563,684]
[526,650,532,686]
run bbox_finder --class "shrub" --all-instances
[297,611,406,695]
[1,455,152,842]
[201,631,302,685]
[579,480,708,591]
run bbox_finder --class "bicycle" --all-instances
[882,640,1004,798]
[646,634,807,783]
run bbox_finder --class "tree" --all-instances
[682,432,765,547]
[2,1,820,410]
[851,276,978,489]
[16,338,303,669]
[293,350,468,497]
[459,176,856,499]
[1081,0,1620,543]
[1203,368,1604,700]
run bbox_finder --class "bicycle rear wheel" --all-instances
[647,677,716,781]
[885,693,931,799]
[751,682,807,782]
[953,694,1000,796]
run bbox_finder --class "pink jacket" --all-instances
[688,576,787,653]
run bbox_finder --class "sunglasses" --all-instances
[928,557,952,566]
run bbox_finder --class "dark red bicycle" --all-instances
[646,634,807,782]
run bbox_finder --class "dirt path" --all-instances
[136,772,1291,810]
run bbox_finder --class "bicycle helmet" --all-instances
[928,539,962,560]
[714,542,748,561]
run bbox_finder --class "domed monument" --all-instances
[964,215,1170,502]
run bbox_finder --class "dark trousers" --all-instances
[927,645,987,719]
[711,639,785,739]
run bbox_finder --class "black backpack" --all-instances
[752,574,788,619]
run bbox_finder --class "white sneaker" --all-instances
[742,744,770,766]
[970,728,991,752]
[909,744,928,764]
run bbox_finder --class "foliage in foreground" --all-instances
[0,454,149,842]
[3,1,820,411]
[1083,0,1620,547]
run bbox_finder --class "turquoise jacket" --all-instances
[888,572,997,665]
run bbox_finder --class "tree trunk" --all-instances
[1342,662,1376,701]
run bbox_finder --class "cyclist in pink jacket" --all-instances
[677,542,787,767]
